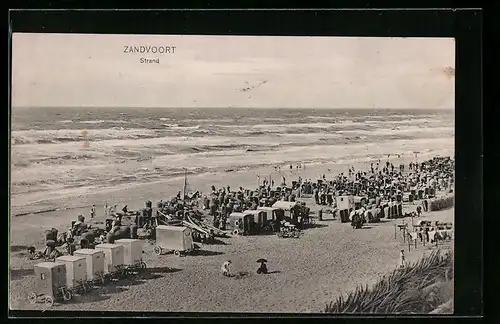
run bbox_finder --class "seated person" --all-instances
[257,262,268,274]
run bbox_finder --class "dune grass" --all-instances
[324,249,453,314]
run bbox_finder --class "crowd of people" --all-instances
[299,156,454,207]
[190,156,453,222]
[31,155,454,271]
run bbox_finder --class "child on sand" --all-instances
[221,260,231,277]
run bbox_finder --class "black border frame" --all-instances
[7,8,483,319]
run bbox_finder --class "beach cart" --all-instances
[229,212,255,236]
[95,243,128,280]
[115,239,147,273]
[55,255,92,295]
[28,262,72,307]
[257,207,284,222]
[242,210,268,233]
[73,248,106,285]
[153,225,194,257]
[272,201,300,222]
[257,206,284,232]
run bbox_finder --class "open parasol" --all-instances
[256,259,267,263]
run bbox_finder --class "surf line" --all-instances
[14,208,59,217]
[13,205,83,217]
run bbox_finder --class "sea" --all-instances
[10,107,454,206]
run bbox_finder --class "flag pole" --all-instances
[183,168,187,200]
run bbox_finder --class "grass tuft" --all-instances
[324,250,453,314]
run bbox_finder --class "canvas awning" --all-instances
[272,201,299,210]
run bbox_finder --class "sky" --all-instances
[11,33,455,109]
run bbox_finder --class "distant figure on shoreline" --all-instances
[90,205,96,219]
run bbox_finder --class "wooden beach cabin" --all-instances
[229,212,255,236]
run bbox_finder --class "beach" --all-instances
[10,199,454,313]
[9,107,455,312]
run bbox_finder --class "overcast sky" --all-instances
[11,33,455,109]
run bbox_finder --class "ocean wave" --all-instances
[79,119,129,124]
[11,137,454,200]
[163,123,201,129]
[32,154,97,164]
[190,130,218,136]
[11,118,452,147]
[172,125,201,130]
[80,120,106,124]
[11,128,158,145]
[341,126,454,137]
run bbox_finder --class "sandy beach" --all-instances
[10,201,453,313]
[9,153,454,312]
[9,151,451,245]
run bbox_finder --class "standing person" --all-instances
[399,249,406,268]
[90,205,96,219]
[221,260,232,277]
[313,187,319,205]
[104,202,108,216]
